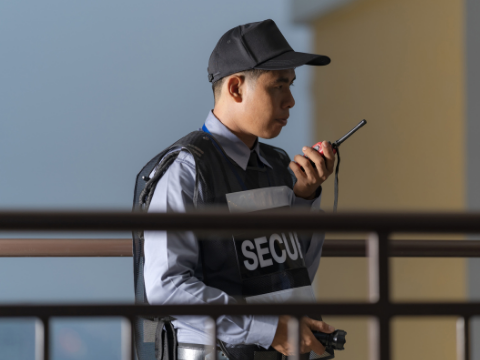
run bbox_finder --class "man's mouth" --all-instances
[276,118,288,126]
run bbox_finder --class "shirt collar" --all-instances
[203,110,272,171]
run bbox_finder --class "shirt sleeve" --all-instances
[143,150,278,349]
[292,188,325,282]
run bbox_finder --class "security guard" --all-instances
[133,19,337,360]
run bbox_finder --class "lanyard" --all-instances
[333,147,340,212]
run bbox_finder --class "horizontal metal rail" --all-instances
[1,210,480,232]
[0,238,132,257]
[321,239,480,257]
[0,303,478,318]
[1,238,480,257]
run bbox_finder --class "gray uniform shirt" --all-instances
[144,110,324,349]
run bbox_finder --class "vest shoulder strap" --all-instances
[132,130,218,211]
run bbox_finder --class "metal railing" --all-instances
[1,210,480,360]
[2,238,480,257]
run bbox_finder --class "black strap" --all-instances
[333,146,340,213]
[155,320,178,360]
[155,320,165,360]
[167,322,178,360]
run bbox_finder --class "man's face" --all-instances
[240,69,296,139]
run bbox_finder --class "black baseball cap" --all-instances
[207,19,330,83]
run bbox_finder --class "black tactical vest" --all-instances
[132,131,313,360]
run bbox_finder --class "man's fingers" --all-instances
[302,146,323,162]
[321,141,335,173]
[289,161,306,179]
[301,148,327,180]
[294,155,316,180]
[306,318,335,333]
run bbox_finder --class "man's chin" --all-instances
[260,127,283,140]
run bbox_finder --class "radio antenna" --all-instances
[333,119,367,148]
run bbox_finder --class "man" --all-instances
[134,19,337,360]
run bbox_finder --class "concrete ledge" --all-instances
[291,0,359,23]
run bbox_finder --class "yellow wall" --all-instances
[308,0,466,358]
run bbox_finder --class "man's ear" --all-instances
[225,75,245,103]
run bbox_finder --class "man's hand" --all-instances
[271,316,335,356]
[289,141,335,199]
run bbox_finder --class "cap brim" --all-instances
[254,50,330,70]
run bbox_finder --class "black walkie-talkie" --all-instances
[311,329,347,359]
[304,119,367,212]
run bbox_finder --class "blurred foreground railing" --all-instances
[2,238,480,257]
[1,211,480,360]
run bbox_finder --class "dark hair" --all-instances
[212,68,270,104]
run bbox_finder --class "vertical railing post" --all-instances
[41,317,49,360]
[35,318,44,360]
[457,317,471,360]
[378,232,391,360]
[368,318,380,360]
[367,233,379,304]
[465,317,470,360]
[368,232,391,360]
[210,317,218,360]
[132,317,136,360]
[121,316,133,360]
[287,316,300,360]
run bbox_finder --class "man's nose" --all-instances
[283,90,295,109]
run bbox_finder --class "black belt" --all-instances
[177,343,324,360]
